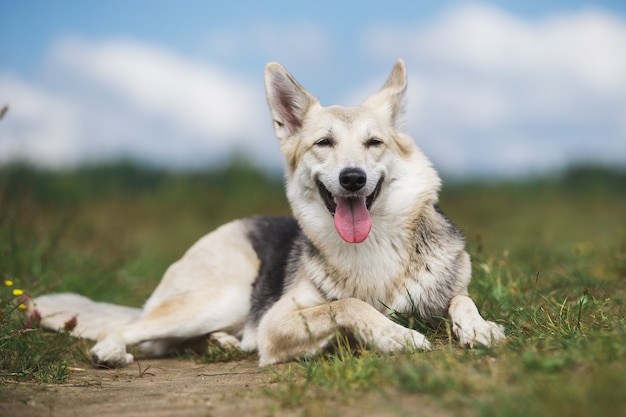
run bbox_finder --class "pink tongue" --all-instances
[334,197,372,243]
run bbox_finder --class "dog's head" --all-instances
[265,60,440,245]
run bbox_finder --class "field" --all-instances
[1,161,625,417]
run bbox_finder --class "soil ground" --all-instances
[1,358,268,417]
[0,357,444,417]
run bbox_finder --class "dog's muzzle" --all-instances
[316,176,383,243]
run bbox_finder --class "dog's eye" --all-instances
[365,138,383,148]
[315,138,334,147]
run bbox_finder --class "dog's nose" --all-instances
[339,168,367,192]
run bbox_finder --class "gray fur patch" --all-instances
[244,216,301,324]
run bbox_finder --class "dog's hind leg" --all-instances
[31,293,142,340]
[90,290,250,367]
[448,294,505,348]
[89,220,261,367]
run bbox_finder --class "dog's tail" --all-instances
[29,293,142,340]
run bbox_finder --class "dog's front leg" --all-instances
[257,294,431,365]
[448,294,505,348]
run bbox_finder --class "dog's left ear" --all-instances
[363,59,407,126]
[265,63,318,141]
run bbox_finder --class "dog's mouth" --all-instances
[316,178,383,244]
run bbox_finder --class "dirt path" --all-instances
[0,357,278,417]
[1,357,446,417]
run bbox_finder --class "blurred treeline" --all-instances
[0,160,291,304]
[0,160,624,306]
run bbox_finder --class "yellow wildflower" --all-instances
[13,289,24,296]
[18,303,27,310]
[4,280,13,286]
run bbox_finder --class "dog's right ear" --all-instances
[265,63,318,140]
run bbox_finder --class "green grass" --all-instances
[1,161,625,416]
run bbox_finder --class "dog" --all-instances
[31,60,505,367]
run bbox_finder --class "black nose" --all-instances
[339,168,367,192]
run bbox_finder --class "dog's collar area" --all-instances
[317,178,383,215]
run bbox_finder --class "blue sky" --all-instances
[1,0,625,177]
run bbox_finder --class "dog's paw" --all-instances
[404,328,432,351]
[90,337,134,368]
[209,331,241,349]
[375,325,431,352]
[453,319,505,348]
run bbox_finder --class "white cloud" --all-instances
[0,75,81,166]
[1,37,278,168]
[362,4,626,176]
[50,37,268,143]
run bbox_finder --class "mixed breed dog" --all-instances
[32,60,505,367]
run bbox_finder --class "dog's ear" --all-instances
[363,59,407,126]
[265,63,318,140]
